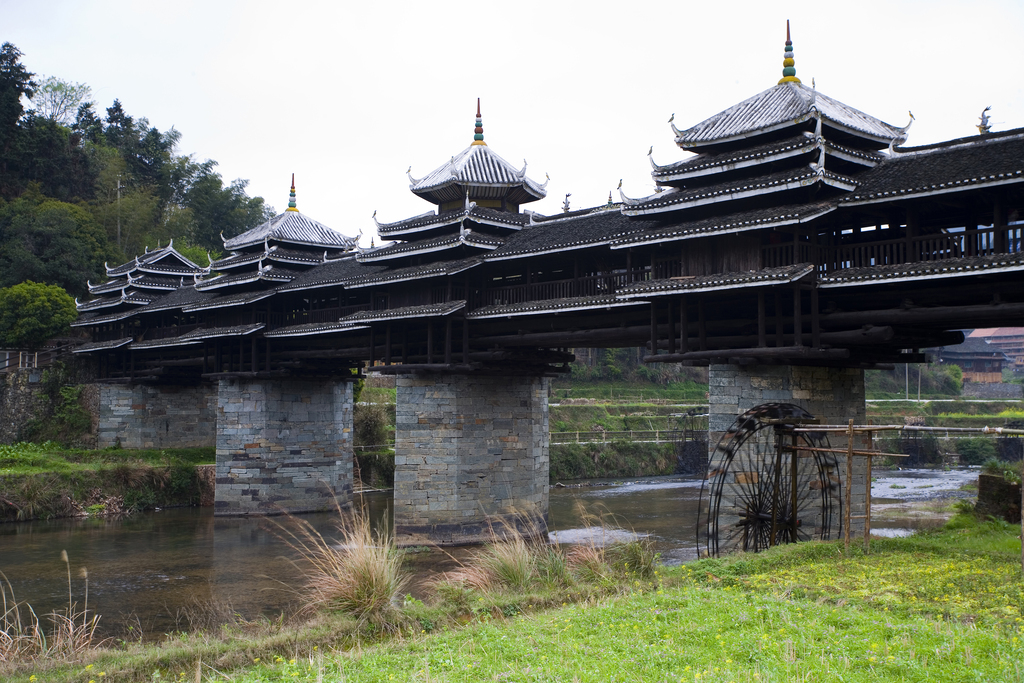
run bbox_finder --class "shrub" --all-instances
[956,437,997,465]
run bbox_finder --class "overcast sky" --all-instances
[5,0,1023,247]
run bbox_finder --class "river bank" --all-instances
[1,507,1020,683]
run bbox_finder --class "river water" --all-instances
[0,469,975,639]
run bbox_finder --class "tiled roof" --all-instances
[136,286,213,314]
[939,337,1009,359]
[467,295,646,320]
[611,201,835,249]
[130,324,264,350]
[194,265,301,291]
[212,245,337,270]
[408,144,547,206]
[276,257,386,292]
[223,211,357,250]
[104,244,204,276]
[263,320,369,339]
[623,167,856,216]
[375,205,529,238]
[653,134,818,179]
[358,231,504,262]
[615,264,815,300]
[344,257,481,289]
[676,82,905,148]
[341,300,465,323]
[71,337,134,353]
[183,290,276,312]
[76,290,152,312]
[88,274,184,294]
[487,209,652,260]
[842,131,1024,205]
[69,310,138,327]
[819,253,1024,288]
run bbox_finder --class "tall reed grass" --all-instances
[277,502,408,626]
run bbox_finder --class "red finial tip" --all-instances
[476,98,481,118]
[786,19,791,43]
[291,172,295,189]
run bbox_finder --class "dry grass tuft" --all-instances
[278,501,408,626]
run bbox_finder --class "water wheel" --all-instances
[697,403,842,558]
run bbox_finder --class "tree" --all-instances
[0,42,36,195]
[0,280,77,350]
[0,192,118,295]
[29,76,92,126]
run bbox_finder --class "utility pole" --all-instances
[116,174,122,249]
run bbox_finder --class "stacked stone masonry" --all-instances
[393,373,550,545]
[97,383,216,449]
[214,378,353,515]
[708,365,869,545]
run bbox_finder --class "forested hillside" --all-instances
[0,42,270,305]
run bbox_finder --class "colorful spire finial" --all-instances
[287,173,298,211]
[778,20,802,85]
[472,98,486,146]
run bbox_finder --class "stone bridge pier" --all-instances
[96,383,217,449]
[392,373,550,546]
[214,378,354,515]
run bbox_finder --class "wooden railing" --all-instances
[551,429,683,444]
[471,268,649,308]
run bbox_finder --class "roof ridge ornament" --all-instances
[471,98,486,146]
[977,106,992,135]
[648,145,667,171]
[562,193,571,213]
[518,159,528,179]
[286,173,299,212]
[617,179,640,206]
[889,111,915,155]
[669,113,682,137]
[542,172,550,190]
[778,20,801,85]
[406,165,422,186]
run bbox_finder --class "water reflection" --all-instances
[0,470,969,638]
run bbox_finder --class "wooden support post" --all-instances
[265,339,271,372]
[905,207,918,262]
[844,419,854,552]
[444,318,452,365]
[775,291,784,347]
[426,322,433,364]
[865,427,873,552]
[790,429,799,542]
[239,338,244,372]
[650,302,658,357]
[402,325,408,364]
[793,285,803,347]
[757,291,766,348]
[811,286,820,348]
[252,337,257,373]
[203,342,208,374]
[680,296,689,353]
[994,192,1008,254]
[667,299,675,355]
[369,327,375,366]
[770,430,783,547]
[385,323,392,365]
[698,298,707,351]
[462,318,470,364]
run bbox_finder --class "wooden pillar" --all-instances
[774,291,784,347]
[667,299,675,355]
[203,342,208,374]
[905,207,918,262]
[402,325,408,364]
[369,327,375,366]
[994,192,1008,253]
[426,322,434,364]
[444,318,452,365]
[239,338,244,372]
[265,339,271,372]
[462,318,470,364]
[965,202,978,257]
[811,286,820,348]
[649,302,658,356]
[697,298,707,351]
[757,291,766,348]
[679,295,689,353]
[793,285,803,347]
[251,337,257,373]
[385,323,392,365]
